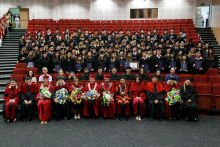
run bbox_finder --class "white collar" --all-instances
[195,57,202,60]
[157,55,161,58]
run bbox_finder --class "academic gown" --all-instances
[69,84,84,114]
[52,85,71,121]
[110,73,121,81]
[96,59,109,71]
[136,74,149,81]
[36,83,53,121]
[37,58,53,73]
[18,52,27,63]
[132,53,141,61]
[130,82,146,116]
[122,74,135,81]
[139,57,152,71]
[179,61,190,74]
[73,61,85,73]
[153,55,167,72]
[109,59,120,72]
[83,83,100,117]
[3,86,21,119]
[79,74,91,81]
[99,82,116,118]
[115,84,131,116]
[150,75,165,82]
[25,56,36,67]
[52,58,61,73]
[178,47,188,55]
[85,57,96,71]
[20,83,38,120]
[146,82,165,118]
[180,85,198,119]
[95,74,104,80]
[190,58,208,75]
[63,59,75,73]
[163,85,180,119]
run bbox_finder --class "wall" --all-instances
[196,0,212,6]
[211,0,220,45]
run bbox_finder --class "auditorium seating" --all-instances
[212,84,220,117]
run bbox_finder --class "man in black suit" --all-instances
[45,28,53,43]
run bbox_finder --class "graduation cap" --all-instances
[125,66,131,70]
[60,48,65,51]
[34,34,37,37]
[183,36,188,39]
[126,29,130,32]
[57,77,64,81]
[197,42,202,45]
[40,35,44,37]
[178,49,183,52]
[99,51,104,55]
[49,45,54,48]
[89,75,96,79]
[26,76,32,81]
[56,28,59,30]
[180,40,185,44]
[27,34,31,37]
[42,50,47,54]
[87,50,92,54]
[29,49,34,52]
[39,46,44,49]
[34,45,38,48]
[143,50,148,53]
[119,50,124,53]
[151,75,158,79]
[180,30,184,33]
[55,50,60,54]
[182,54,187,56]
[169,77,176,81]
[84,29,88,31]
[184,78,191,81]
[157,48,162,51]
[190,46,195,49]
[171,27,175,30]
[78,28,81,30]
[46,28,50,30]
[153,28,157,31]
[76,54,82,57]
[107,46,112,49]
[43,75,49,79]
[209,47,213,50]
[103,29,107,31]
[140,29,144,31]
[22,45,26,48]
[66,51,71,54]
[164,29,168,31]
[196,50,202,53]
[10,78,17,82]
[150,35,154,38]
[127,51,132,54]
[170,51,175,54]
[66,28,69,30]
[94,30,98,32]
[112,51,117,54]
[32,41,36,43]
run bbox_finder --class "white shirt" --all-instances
[39,74,52,82]
[195,57,202,60]
[157,55,161,58]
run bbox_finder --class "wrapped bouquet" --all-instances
[166,88,183,105]
[40,87,52,98]
[101,90,114,107]
[82,90,100,102]
[55,88,69,104]
[70,90,82,104]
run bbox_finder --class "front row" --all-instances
[3,74,198,124]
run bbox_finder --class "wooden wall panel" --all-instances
[211,0,220,45]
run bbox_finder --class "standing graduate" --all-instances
[63,51,75,73]
[52,78,71,121]
[122,67,135,81]
[37,51,53,73]
[146,75,165,122]
[130,76,146,121]
[115,78,131,121]
[36,75,53,125]
[180,78,198,121]
[45,28,53,43]
[109,51,120,72]
[163,77,180,120]
[3,79,21,123]
[99,75,116,119]
[25,49,36,68]
[84,50,96,72]
[83,75,101,119]
[69,78,84,119]
[96,51,108,72]
[139,50,151,72]
[153,48,166,73]
[20,77,38,122]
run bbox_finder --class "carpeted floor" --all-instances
[0,114,220,147]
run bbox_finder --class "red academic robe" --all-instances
[69,84,84,114]
[4,86,21,119]
[37,83,54,121]
[163,85,179,119]
[83,83,100,117]
[21,83,38,95]
[99,82,116,118]
[130,82,146,116]
[115,84,131,116]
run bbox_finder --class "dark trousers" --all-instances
[171,103,180,118]
[9,23,12,32]
[149,100,165,118]
[183,102,198,119]
[55,102,71,121]
[20,102,33,120]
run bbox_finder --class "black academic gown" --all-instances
[168,33,177,40]
[150,76,165,82]
[85,57,96,71]
[136,74,149,81]
[122,74,135,81]
[63,59,75,73]
[132,52,141,61]
[96,59,109,71]
[109,59,120,72]
[178,47,188,55]
[180,85,198,119]
[25,56,36,67]
[110,73,121,80]
[190,58,208,75]
[37,58,53,73]
[95,74,104,80]
[79,74,91,81]
[139,57,152,70]
[153,55,167,72]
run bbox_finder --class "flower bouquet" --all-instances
[55,88,69,104]
[166,88,183,105]
[101,90,114,107]
[70,90,82,104]
[82,90,100,103]
[40,87,52,98]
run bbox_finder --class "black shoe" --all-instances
[159,118,163,122]
[112,116,115,120]
[150,116,153,121]
[119,116,122,121]
[125,116,128,121]
[87,117,90,120]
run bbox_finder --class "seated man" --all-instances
[146,75,165,122]
[165,67,179,82]
[52,77,71,121]
[36,75,53,125]
[122,66,135,80]
[150,69,165,81]
[39,67,52,82]
[95,67,104,80]
[110,67,121,80]
[100,75,116,119]
[3,78,21,123]
[180,78,198,121]
[79,67,91,80]
[115,77,131,121]
[20,77,38,122]
[84,75,100,119]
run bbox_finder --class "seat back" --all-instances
[193,75,208,83]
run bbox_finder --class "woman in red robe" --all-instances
[163,77,180,120]
[83,75,100,119]
[3,79,21,123]
[69,78,84,119]
[36,76,53,125]
[130,76,146,121]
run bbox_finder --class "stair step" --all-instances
[0,61,17,64]
[0,64,16,67]
[0,67,15,70]
[0,54,19,56]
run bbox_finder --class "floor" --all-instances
[0,113,220,147]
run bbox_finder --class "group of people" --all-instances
[18,27,217,75]
[3,66,198,124]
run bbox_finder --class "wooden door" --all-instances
[20,8,29,29]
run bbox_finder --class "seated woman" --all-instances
[25,70,37,83]
[179,54,190,74]
[136,67,149,81]
[163,77,180,120]
[3,79,21,123]
[55,69,67,81]
[25,49,36,68]
[69,78,84,119]
[130,76,146,121]
[109,51,120,72]
[18,46,28,63]
[205,48,218,68]
[180,78,198,121]
[67,71,77,81]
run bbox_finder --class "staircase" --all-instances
[0,29,26,113]
[196,27,220,72]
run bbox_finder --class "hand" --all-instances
[122,98,126,102]
[175,67,177,70]
[180,69,182,71]
[109,70,110,72]
[39,97,44,100]
[91,69,94,71]
[28,100,32,104]
[168,66,170,68]
[185,70,188,72]
[155,65,158,67]
[187,99,192,103]
[54,98,59,103]
[104,68,106,71]
[154,100,158,104]
[193,64,195,67]
[24,100,29,105]
[132,68,135,70]
[27,66,29,68]
[53,69,55,71]
[199,68,203,70]
[78,70,80,72]
[142,65,144,67]
[161,68,164,70]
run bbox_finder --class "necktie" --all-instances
[154,83,158,97]
[12,88,14,99]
